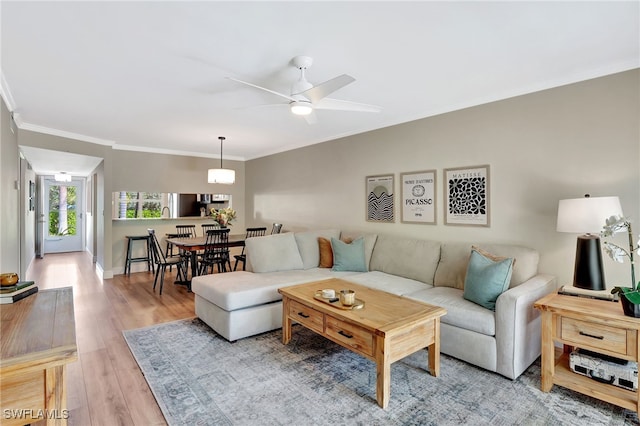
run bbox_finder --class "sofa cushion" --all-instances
[294,229,341,269]
[345,271,431,296]
[245,233,304,273]
[463,249,514,310]
[318,237,333,268]
[434,242,539,289]
[339,231,377,270]
[406,286,496,336]
[476,244,538,287]
[331,237,367,272]
[369,235,440,285]
[318,235,354,268]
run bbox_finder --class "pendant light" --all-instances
[207,136,235,184]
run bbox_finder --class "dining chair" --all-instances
[148,229,186,295]
[271,223,283,234]
[233,227,267,271]
[174,224,197,271]
[198,228,231,275]
[202,223,220,233]
[165,224,197,271]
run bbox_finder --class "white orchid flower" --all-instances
[602,215,629,237]
[604,242,627,263]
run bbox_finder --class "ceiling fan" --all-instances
[228,56,381,124]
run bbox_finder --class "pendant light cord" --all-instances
[219,136,225,168]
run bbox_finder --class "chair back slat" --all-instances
[203,228,230,255]
[201,224,220,235]
[246,227,267,239]
[176,224,197,237]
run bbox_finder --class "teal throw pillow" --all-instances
[331,237,367,272]
[463,249,514,311]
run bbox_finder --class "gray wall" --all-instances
[245,70,640,288]
[0,97,20,275]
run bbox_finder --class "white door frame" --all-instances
[43,177,85,254]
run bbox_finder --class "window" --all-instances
[49,185,77,236]
[113,192,165,219]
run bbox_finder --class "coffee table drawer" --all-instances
[561,317,628,355]
[288,300,324,333]
[326,316,374,357]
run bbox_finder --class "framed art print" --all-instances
[401,170,436,224]
[366,174,394,222]
[444,165,490,227]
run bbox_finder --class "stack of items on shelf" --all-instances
[0,273,38,304]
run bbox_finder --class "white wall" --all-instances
[246,70,640,288]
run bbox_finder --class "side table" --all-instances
[534,292,640,415]
[0,287,78,425]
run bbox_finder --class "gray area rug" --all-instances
[123,318,639,426]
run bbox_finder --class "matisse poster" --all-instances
[444,165,490,227]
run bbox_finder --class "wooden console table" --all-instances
[534,292,640,415]
[0,287,78,425]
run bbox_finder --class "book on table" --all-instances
[0,281,35,295]
[0,284,38,304]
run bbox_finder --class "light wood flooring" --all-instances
[26,252,197,426]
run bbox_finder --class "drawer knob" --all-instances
[297,312,310,318]
[579,331,604,340]
[338,330,353,339]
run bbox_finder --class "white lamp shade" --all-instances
[208,168,235,184]
[556,196,623,233]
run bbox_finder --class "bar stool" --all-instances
[124,235,154,276]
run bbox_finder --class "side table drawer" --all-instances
[561,317,628,355]
[326,316,374,357]
[288,300,324,333]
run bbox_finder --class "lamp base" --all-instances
[573,235,605,291]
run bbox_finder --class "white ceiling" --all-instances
[2,1,639,174]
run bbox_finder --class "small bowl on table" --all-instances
[0,273,19,286]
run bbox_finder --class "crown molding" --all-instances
[19,122,116,146]
[0,71,17,112]
[112,143,245,161]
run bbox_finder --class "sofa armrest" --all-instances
[494,274,557,379]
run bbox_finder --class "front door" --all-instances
[43,178,84,254]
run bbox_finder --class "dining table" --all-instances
[166,234,245,289]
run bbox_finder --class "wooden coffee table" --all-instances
[278,278,446,409]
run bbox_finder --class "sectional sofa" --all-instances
[191,229,556,380]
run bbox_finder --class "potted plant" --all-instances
[210,207,237,228]
[603,216,640,317]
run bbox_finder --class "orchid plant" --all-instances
[602,215,640,301]
[210,207,237,227]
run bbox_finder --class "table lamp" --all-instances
[556,195,623,290]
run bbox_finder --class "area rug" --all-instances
[123,318,639,426]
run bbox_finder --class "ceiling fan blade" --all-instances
[227,77,296,102]
[303,110,318,125]
[315,98,382,113]
[299,74,355,103]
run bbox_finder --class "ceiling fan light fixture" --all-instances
[290,101,313,116]
[54,172,72,182]
[207,136,235,185]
